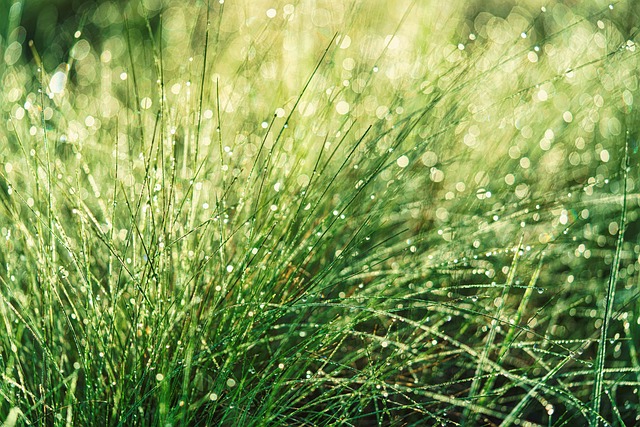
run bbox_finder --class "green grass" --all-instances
[1,0,640,425]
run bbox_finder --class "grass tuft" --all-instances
[1,0,640,425]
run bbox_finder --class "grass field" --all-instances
[1,0,640,425]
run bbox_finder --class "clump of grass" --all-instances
[1,0,640,425]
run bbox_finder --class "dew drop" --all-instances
[335,100,350,115]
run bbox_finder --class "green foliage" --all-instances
[1,0,640,425]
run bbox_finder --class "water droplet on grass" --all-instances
[397,155,409,168]
[335,100,350,115]
[50,69,68,94]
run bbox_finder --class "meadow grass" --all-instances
[1,0,640,425]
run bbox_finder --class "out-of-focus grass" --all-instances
[1,0,640,425]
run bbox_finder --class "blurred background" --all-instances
[3,0,640,253]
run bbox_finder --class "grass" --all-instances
[1,0,640,425]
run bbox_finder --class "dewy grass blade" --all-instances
[463,236,523,424]
[590,132,630,426]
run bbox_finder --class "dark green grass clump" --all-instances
[1,0,640,425]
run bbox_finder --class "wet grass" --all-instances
[1,0,640,425]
